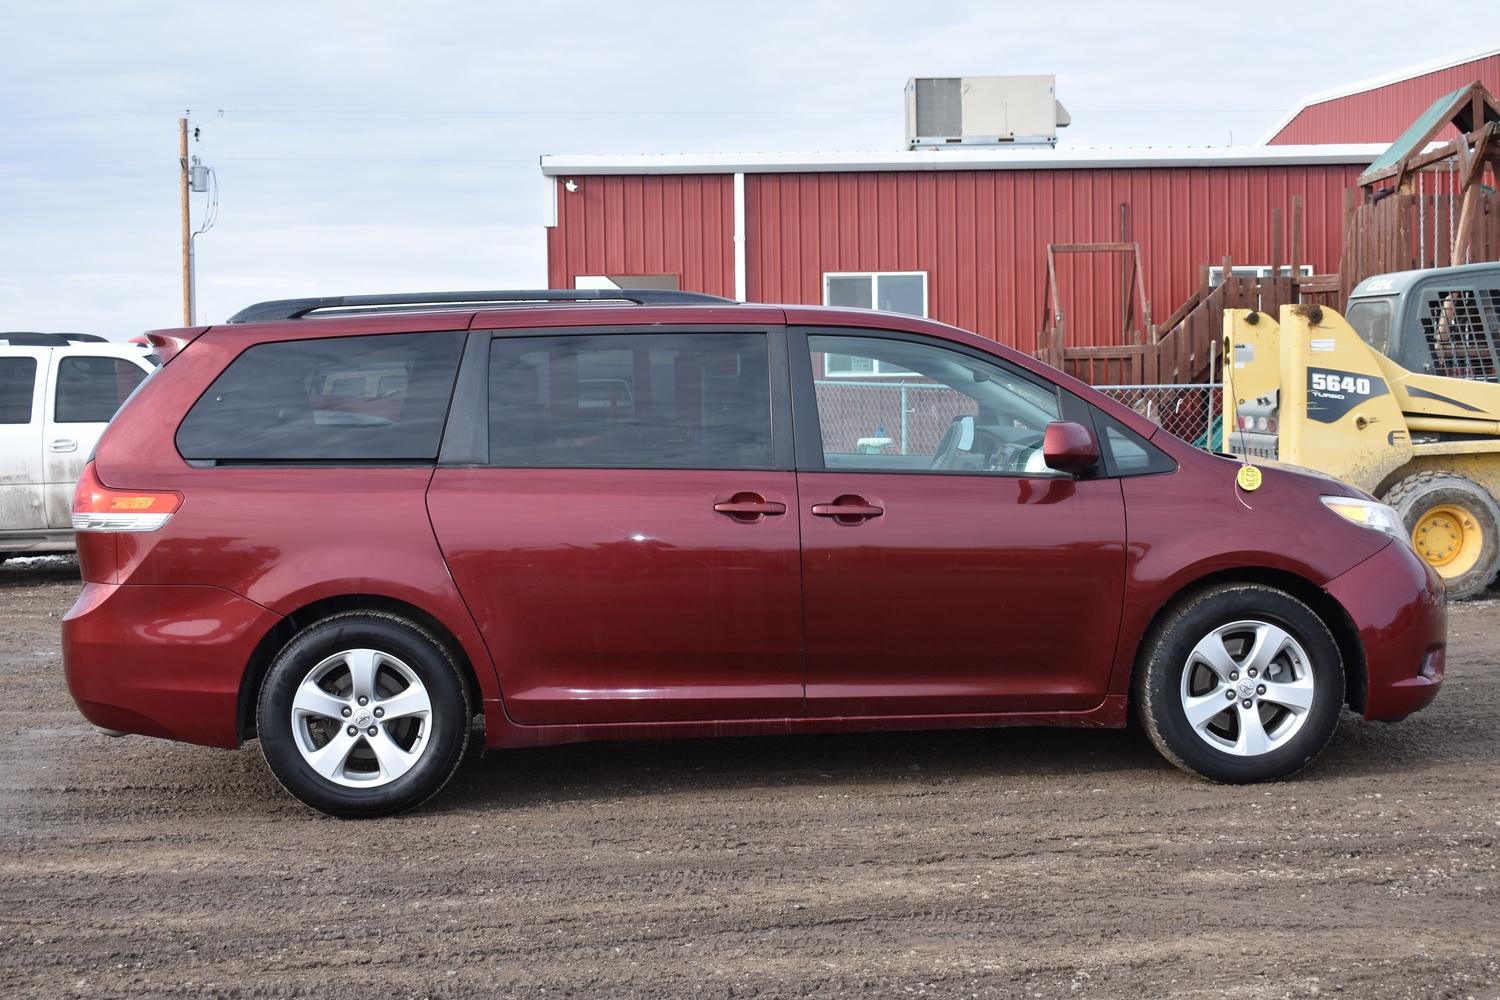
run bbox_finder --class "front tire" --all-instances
[257,612,471,817]
[1135,584,1342,783]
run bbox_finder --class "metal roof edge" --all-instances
[540,144,1385,176]
[1258,41,1500,145]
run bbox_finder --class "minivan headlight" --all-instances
[1321,495,1410,546]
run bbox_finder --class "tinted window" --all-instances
[808,334,1061,475]
[54,356,148,423]
[176,332,463,462]
[488,333,771,469]
[1095,412,1176,477]
[0,357,37,424]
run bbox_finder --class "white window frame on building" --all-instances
[1207,264,1315,287]
[821,271,929,377]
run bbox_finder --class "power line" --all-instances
[0,111,157,122]
[0,105,1289,123]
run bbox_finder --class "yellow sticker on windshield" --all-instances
[1236,465,1263,492]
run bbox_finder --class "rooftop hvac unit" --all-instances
[905,75,1071,149]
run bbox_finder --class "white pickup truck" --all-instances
[1,334,157,559]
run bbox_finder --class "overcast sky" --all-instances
[2,0,1495,338]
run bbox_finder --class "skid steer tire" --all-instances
[1383,473,1500,600]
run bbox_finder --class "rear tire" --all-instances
[256,611,471,818]
[1383,472,1500,600]
[1135,584,1342,783]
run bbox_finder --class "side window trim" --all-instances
[443,325,794,471]
[789,326,1070,477]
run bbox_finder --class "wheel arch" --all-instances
[1128,567,1367,716]
[235,594,485,744]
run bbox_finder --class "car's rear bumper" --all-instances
[62,582,280,748]
[1325,541,1446,722]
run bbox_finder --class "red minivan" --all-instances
[62,290,1446,817]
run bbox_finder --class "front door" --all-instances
[42,351,151,527]
[0,349,48,533]
[428,327,804,726]
[793,329,1127,717]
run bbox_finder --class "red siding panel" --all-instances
[747,166,1360,350]
[545,175,736,295]
[1268,54,1500,144]
[546,164,1363,352]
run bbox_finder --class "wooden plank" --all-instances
[1119,205,1132,342]
[1132,241,1152,332]
[1298,274,1339,294]
[1434,191,1446,268]
[1049,242,1135,253]
[1463,125,1494,188]
[1290,195,1304,278]
[1270,206,1283,280]
[1454,184,1480,263]
[1341,187,1357,303]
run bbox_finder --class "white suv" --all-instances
[1,334,156,559]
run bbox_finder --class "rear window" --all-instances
[176,331,464,462]
[0,357,37,424]
[54,356,148,423]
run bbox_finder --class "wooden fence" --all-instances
[1037,181,1500,386]
[1340,187,1500,300]
[1038,269,1298,385]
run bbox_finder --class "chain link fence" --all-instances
[813,381,975,455]
[1096,384,1223,449]
[814,380,1224,456]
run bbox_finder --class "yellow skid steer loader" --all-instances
[1223,263,1500,599]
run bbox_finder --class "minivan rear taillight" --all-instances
[72,462,181,532]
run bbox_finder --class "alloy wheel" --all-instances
[289,648,433,787]
[1178,620,1315,757]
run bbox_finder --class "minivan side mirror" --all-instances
[1042,420,1100,475]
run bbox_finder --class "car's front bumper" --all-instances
[62,582,281,747]
[1325,541,1446,722]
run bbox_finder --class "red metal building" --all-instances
[541,48,1496,355]
[543,148,1375,351]
[1265,45,1500,145]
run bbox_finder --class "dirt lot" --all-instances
[1,558,1497,999]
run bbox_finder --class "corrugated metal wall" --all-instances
[546,174,736,295]
[745,166,1360,349]
[1267,55,1500,145]
[546,164,1361,351]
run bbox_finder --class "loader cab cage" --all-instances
[1414,287,1500,381]
[1349,265,1500,382]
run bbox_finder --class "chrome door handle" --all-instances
[49,438,77,453]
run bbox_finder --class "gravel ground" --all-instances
[1,556,1497,999]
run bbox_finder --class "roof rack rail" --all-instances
[0,332,105,346]
[226,289,738,324]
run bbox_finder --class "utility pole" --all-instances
[178,116,192,326]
